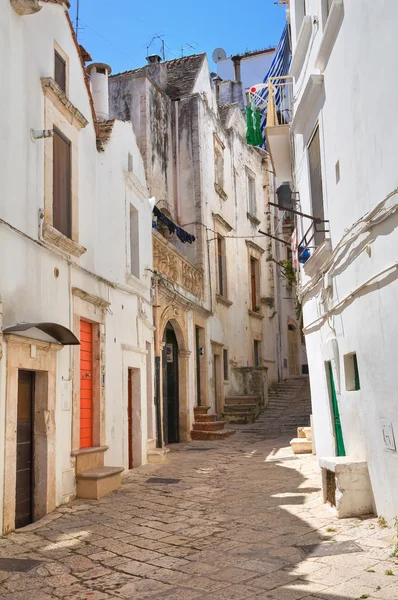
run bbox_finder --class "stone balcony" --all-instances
[153,230,204,298]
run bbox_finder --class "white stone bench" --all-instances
[319,457,375,518]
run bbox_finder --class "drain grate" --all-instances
[0,558,43,572]
[146,477,181,485]
[297,541,363,557]
[185,447,214,452]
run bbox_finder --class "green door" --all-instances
[327,362,346,456]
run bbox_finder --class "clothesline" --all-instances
[153,206,196,244]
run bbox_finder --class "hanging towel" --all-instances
[246,106,256,146]
[254,109,263,146]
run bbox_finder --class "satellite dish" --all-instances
[212,47,227,63]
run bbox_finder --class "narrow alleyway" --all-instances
[0,386,396,600]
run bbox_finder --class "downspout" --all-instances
[153,277,163,448]
[175,101,181,223]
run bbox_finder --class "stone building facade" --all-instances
[0,0,154,533]
[109,53,293,442]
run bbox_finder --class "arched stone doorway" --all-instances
[162,323,179,444]
[288,323,300,376]
[159,309,191,444]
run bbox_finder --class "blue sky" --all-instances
[68,0,286,74]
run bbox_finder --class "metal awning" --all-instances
[2,322,80,346]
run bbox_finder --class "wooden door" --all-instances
[288,325,299,376]
[328,362,346,456]
[128,369,133,469]
[16,371,35,529]
[195,327,201,407]
[80,320,93,449]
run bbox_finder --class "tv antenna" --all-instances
[180,43,197,58]
[147,34,165,61]
[76,0,81,40]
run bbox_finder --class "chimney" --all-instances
[86,62,112,121]
[146,54,162,65]
[231,56,242,82]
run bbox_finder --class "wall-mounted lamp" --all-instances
[30,129,53,142]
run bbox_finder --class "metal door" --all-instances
[16,371,35,529]
[328,362,346,456]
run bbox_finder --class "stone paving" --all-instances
[0,424,397,599]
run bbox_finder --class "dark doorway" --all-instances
[162,324,179,444]
[128,368,134,469]
[195,326,201,406]
[16,370,35,529]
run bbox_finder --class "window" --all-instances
[223,349,229,381]
[54,50,66,93]
[308,126,325,247]
[53,128,72,238]
[250,257,260,311]
[130,204,140,278]
[254,340,261,367]
[215,153,224,189]
[217,235,227,297]
[248,174,256,216]
[344,353,360,391]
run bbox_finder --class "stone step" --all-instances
[147,448,170,464]
[194,405,210,415]
[290,438,312,454]
[224,396,260,405]
[224,411,256,424]
[76,466,124,500]
[192,421,226,432]
[191,429,236,441]
[224,404,258,413]
[195,413,218,423]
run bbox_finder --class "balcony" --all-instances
[152,230,204,298]
[263,76,293,183]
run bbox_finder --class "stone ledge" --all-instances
[42,223,87,258]
[71,445,109,457]
[216,294,233,307]
[248,309,264,320]
[214,183,228,201]
[76,466,124,480]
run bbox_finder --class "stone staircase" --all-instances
[191,406,236,441]
[243,377,311,436]
[223,395,261,424]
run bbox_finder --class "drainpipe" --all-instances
[175,101,181,223]
[153,277,163,448]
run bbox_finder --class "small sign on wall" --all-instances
[381,418,396,452]
[61,379,71,411]
[165,344,173,363]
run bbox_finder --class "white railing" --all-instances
[249,75,294,127]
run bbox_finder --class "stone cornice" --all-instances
[246,240,265,255]
[124,171,150,199]
[72,287,110,309]
[212,213,233,232]
[42,223,87,258]
[41,77,89,129]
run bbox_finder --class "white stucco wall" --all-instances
[216,49,276,98]
[291,0,398,520]
[0,0,153,530]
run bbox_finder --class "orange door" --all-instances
[80,320,93,448]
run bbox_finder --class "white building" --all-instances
[109,51,301,445]
[215,47,276,107]
[0,0,154,533]
[265,0,398,520]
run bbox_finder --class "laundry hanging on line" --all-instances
[246,106,263,147]
[153,206,196,244]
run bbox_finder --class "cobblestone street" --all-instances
[0,421,397,600]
